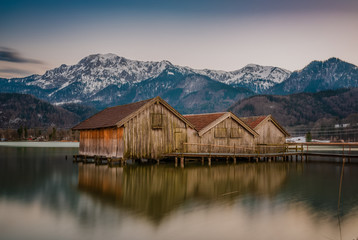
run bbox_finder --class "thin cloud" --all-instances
[0,68,34,76]
[0,47,43,64]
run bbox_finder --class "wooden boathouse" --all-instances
[72,97,358,167]
[183,112,258,153]
[72,96,197,160]
[241,115,290,153]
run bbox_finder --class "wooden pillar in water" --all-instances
[201,157,204,165]
[226,157,229,164]
[233,157,237,164]
[208,157,211,166]
[175,157,178,167]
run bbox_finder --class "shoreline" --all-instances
[0,141,79,148]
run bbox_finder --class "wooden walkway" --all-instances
[305,152,358,158]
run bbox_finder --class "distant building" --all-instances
[334,123,350,128]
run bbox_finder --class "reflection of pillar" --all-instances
[180,157,184,168]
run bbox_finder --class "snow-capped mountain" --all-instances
[27,53,185,97]
[0,53,291,112]
[195,64,291,93]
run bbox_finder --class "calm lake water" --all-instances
[1,145,358,240]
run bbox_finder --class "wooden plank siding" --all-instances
[254,119,288,153]
[79,127,123,157]
[122,102,189,159]
[186,117,255,153]
[255,120,286,145]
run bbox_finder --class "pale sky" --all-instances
[1,0,358,78]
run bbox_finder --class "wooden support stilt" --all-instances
[180,157,184,168]
[226,157,229,164]
[175,157,178,167]
[233,157,237,164]
[208,157,211,166]
[201,157,204,165]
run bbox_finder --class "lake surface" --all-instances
[1,145,358,240]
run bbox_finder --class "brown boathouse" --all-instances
[73,97,291,160]
[241,115,290,145]
[184,112,258,153]
[72,96,197,160]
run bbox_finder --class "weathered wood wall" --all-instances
[123,102,190,159]
[79,127,124,157]
[256,120,286,145]
[187,117,256,153]
[254,120,287,153]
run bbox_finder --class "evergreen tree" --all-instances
[24,126,28,139]
[306,131,312,142]
[17,126,23,140]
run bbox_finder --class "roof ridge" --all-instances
[183,112,228,116]
[241,115,268,119]
[72,97,154,130]
[106,97,154,109]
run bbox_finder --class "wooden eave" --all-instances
[198,112,259,137]
[115,96,197,130]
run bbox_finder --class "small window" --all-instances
[214,128,227,138]
[151,113,163,129]
[230,128,242,138]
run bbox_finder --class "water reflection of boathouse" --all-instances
[78,163,289,222]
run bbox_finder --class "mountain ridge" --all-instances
[1,54,357,115]
[229,87,358,128]
[268,57,358,95]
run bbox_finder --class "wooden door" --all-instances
[175,128,186,152]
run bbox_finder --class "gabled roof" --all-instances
[73,96,195,130]
[72,98,152,130]
[184,112,258,137]
[183,113,226,131]
[240,115,267,129]
[241,115,290,137]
